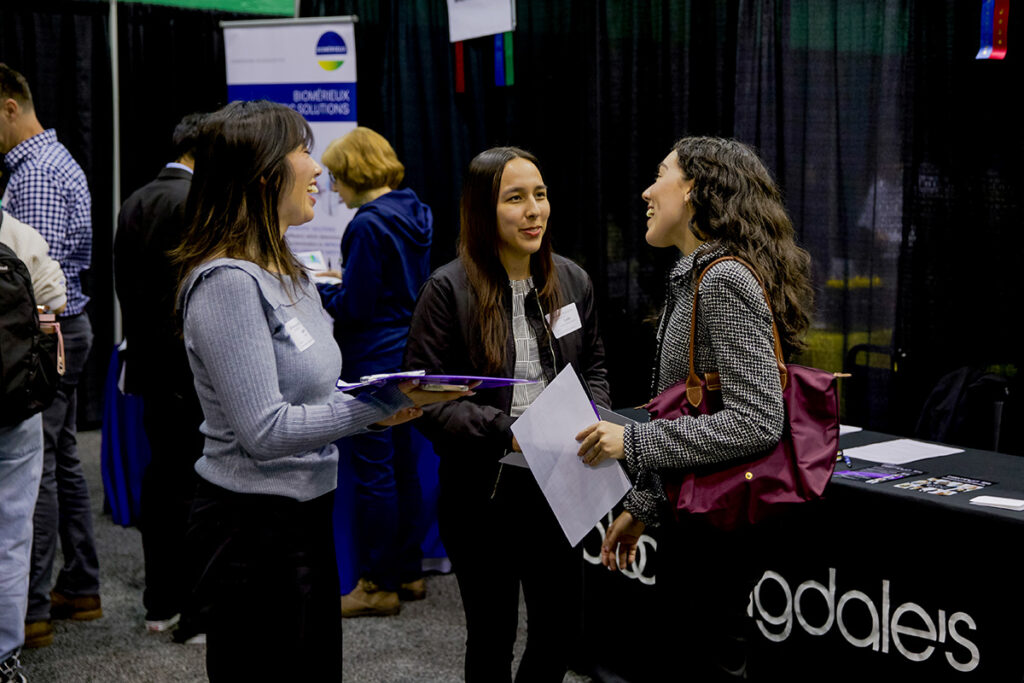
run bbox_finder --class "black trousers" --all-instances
[139,391,204,626]
[439,465,583,683]
[656,516,765,682]
[188,481,342,681]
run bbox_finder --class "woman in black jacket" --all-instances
[404,147,609,683]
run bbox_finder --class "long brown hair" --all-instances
[673,137,814,354]
[173,100,313,298]
[458,147,562,373]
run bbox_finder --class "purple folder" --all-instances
[337,371,537,392]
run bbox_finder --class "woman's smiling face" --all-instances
[495,157,550,276]
[278,145,322,233]
[642,150,696,250]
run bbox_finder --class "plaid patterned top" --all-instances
[621,243,785,526]
[509,277,548,417]
[3,129,92,316]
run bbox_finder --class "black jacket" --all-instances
[404,255,610,489]
[113,166,193,396]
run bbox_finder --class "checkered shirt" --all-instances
[509,277,548,417]
[620,243,785,526]
[3,129,92,316]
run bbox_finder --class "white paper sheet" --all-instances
[969,495,1024,511]
[839,424,863,435]
[844,438,964,465]
[446,0,515,42]
[511,366,632,546]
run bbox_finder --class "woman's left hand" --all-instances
[397,379,478,407]
[376,406,424,427]
[576,421,625,466]
[602,510,645,571]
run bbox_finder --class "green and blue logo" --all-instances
[316,31,347,71]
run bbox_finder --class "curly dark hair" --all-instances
[673,136,814,355]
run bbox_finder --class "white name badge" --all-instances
[284,317,315,352]
[546,302,582,339]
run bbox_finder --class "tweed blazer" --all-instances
[621,242,785,526]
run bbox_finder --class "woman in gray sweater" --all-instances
[173,101,465,681]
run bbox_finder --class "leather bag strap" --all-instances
[685,256,788,406]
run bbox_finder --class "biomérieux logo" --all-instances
[316,31,347,71]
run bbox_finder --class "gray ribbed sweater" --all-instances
[179,258,411,501]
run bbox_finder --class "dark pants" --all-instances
[658,517,763,681]
[27,312,99,621]
[341,351,426,591]
[139,391,205,628]
[189,481,342,681]
[439,465,582,683]
[347,423,425,590]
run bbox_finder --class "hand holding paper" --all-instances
[511,366,631,547]
[576,421,625,466]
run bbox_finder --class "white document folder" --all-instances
[511,366,632,546]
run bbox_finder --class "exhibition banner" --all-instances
[223,18,358,269]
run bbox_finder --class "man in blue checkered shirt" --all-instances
[1,63,101,651]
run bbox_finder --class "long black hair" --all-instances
[458,146,562,373]
[173,100,313,295]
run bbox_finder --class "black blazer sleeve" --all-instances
[575,268,611,409]
[403,275,515,455]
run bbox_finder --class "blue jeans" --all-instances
[0,413,44,660]
[345,423,426,590]
[26,312,100,621]
[339,352,427,590]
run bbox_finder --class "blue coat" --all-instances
[318,188,432,379]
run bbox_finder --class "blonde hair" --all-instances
[322,126,404,192]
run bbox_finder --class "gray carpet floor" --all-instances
[17,430,593,682]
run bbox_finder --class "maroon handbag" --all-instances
[649,257,839,531]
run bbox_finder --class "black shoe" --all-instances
[171,622,206,645]
[144,612,180,633]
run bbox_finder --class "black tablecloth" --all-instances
[579,431,1024,682]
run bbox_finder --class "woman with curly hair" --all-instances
[576,136,813,676]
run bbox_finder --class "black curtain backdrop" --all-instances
[299,0,917,412]
[1,0,114,425]
[1,1,269,425]
[2,1,1021,444]
[117,3,264,194]
[299,0,1024,445]
[901,1,1024,451]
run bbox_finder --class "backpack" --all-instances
[0,239,64,427]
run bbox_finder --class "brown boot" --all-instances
[340,578,400,618]
[50,591,102,621]
[398,578,427,601]
[23,620,54,648]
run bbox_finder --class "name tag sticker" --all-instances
[284,317,315,352]
[547,303,582,339]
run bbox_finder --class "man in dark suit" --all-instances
[113,113,206,642]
